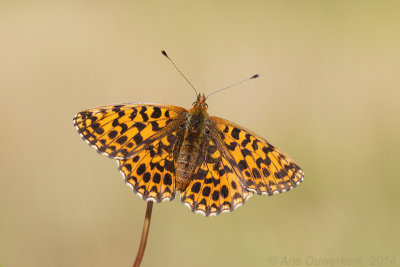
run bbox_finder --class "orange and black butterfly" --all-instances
[73,52,304,216]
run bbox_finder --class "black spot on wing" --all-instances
[137,164,146,175]
[262,145,274,155]
[91,122,100,131]
[226,142,237,151]
[140,107,149,122]
[202,186,211,197]
[95,127,104,134]
[163,173,172,185]
[231,127,240,140]
[129,108,137,120]
[133,133,143,145]
[199,198,207,206]
[212,177,220,186]
[222,201,231,209]
[129,175,137,183]
[252,168,261,178]
[191,182,201,193]
[241,134,251,147]
[112,119,119,127]
[204,177,213,184]
[143,172,151,182]
[262,168,270,177]
[221,185,229,198]
[241,148,252,157]
[231,181,237,189]
[238,160,248,171]
[119,123,128,134]
[252,139,259,150]
[256,158,264,168]
[112,106,121,113]
[151,121,161,131]
[134,122,146,131]
[264,156,272,166]
[165,160,175,173]
[108,130,118,139]
[116,135,127,145]
[151,107,162,118]
[119,148,129,157]
[212,191,220,201]
[153,173,161,183]
[124,163,132,172]
[150,186,158,193]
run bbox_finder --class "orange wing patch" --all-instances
[210,117,304,196]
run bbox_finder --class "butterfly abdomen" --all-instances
[176,131,202,191]
[175,109,207,191]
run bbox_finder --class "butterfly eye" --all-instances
[205,129,211,135]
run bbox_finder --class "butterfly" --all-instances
[73,92,304,216]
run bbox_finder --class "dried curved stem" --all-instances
[132,201,154,267]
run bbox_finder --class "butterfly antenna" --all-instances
[161,50,198,95]
[206,74,259,100]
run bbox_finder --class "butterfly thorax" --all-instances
[175,94,209,191]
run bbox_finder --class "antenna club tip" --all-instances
[161,50,168,57]
[251,74,259,79]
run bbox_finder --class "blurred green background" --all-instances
[1,1,399,266]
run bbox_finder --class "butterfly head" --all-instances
[192,93,208,111]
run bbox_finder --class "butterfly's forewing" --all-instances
[73,104,186,159]
[181,138,252,216]
[210,116,304,195]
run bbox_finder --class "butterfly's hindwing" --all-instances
[181,138,253,216]
[118,130,185,202]
[210,117,304,195]
[73,104,186,159]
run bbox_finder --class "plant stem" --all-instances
[132,201,154,267]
